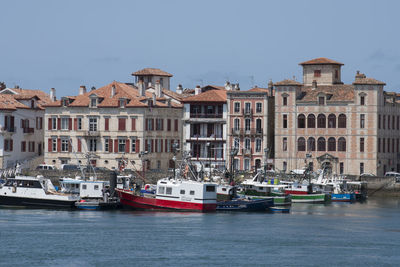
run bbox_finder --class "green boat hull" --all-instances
[239,194,291,206]
[290,193,330,203]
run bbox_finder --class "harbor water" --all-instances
[1,197,400,266]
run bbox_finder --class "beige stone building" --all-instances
[44,69,182,171]
[274,57,400,176]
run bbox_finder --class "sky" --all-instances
[1,0,400,97]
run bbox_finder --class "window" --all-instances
[190,190,195,195]
[283,161,287,172]
[245,119,251,131]
[156,119,163,131]
[314,70,321,77]
[82,185,87,190]
[157,160,161,169]
[318,96,325,105]
[104,138,109,152]
[180,189,185,194]
[90,98,97,107]
[131,139,136,153]
[378,115,381,129]
[256,103,262,113]
[307,114,315,128]
[338,137,346,151]
[166,187,172,195]
[52,138,57,152]
[378,138,381,153]
[297,137,306,151]
[158,186,165,194]
[245,102,251,113]
[360,96,365,106]
[335,70,339,79]
[338,114,346,128]
[328,114,336,128]
[317,114,326,128]
[328,137,336,151]
[77,118,82,130]
[146,139,152,153]
[119,99,125,108]
[89,138,97,152]
[167,119,171,131]
[256,139,261,152]
[245,138,251,149]
[206,186,215,192]
[340,162,344,174]
[383,138,386,153]
[317,137,326,151]
[233,119,240,131]
[298,114,305,128]
[256,119,262,133]
[118,118,126,131]
[234,102,240,113]
[360,114,365,129]
[174,119,178,131]
[52,117,57,130]
[283,96,287,106]
[283,137,287,151]
[118,139,126,152]
[283,114,288,128]
[147,119,153,131]
[360,162,364,175]
[61,139,69,152]
[60,118,68,130]
[94,185,99,190]
[244,159,250,171]
[307,137,316,151]
[383,115,386,129]
[21,141,26,152]
[89,118,97,131]
[234,138,240,149]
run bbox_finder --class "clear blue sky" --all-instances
[1,0,399,97]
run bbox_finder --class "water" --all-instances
[1,198,400,267]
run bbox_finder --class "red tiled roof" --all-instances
[299,57,344,66]
[353,77,386,85]
[0,88,51,109]
[0,94,30,110]
[132,68,173,77]
[182,89,227,103]
[297,84,355,102]
[248,87,269,93]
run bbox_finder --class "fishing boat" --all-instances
[116,178,217,212]
[240,172,291,206]
[0,176,79,208]
[75,180,121,210]
[284,181,330,203]
[216,197,273,211]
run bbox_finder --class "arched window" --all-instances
[338,114,346,128]
[298,114,306,128]
[328,137,336,151]
[297,137,306,151]
[307,114,315,128]
[307,137,316,151]
[317,137,326,151]
[317,114,326,128]
[328,114,336,128]
[338,137,346,151]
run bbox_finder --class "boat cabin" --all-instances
[80,181,108,199]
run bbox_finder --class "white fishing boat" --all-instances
[0,176,79,208]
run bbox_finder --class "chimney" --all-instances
[234,83,240,91]
[225,81,232,90]
[138,80,146,96]
[0,82,6,90]
[195,85,201,95]
[79,85,86,95]
[355,70,366,80]
[152,93,156,104]
[111,85,116,97]
[167,98,171,107]
[50,88,56,101]
[312,80,317,90]
[176,84,183,94]
[268,80,274,96]
[155,80,163,98]
[91,86,96,91]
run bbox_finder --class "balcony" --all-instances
[84,130,100,137]
[189,134,224,141]
[231,128,263,136]
[242,148,252,155]
[189,113,223,119]
[242,108,253,117]
[23,127,34,134]
[0,126,16,134]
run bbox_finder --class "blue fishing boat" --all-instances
[216,198,273,211]
[331,192,356,202]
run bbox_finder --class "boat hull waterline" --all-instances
[0,195,77,208]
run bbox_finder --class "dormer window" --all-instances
[90,98,97,108]
[318,96,325,105]
[314,70,321,77]
[119,98,126,108]
[62,98,68,107]
[31,100,35,108]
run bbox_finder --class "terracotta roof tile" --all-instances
[248,87,269,93]
[182,89,227,103]
[353,77,386,85]
[0,88,51,109]
[0,94,29,110]
[299,57,344,65]
[274,79,302,86]
[132,68,173,77]
[297,84,354,102]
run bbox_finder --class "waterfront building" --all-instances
[274,57,399,176]
[44,69,182,171]
[181,85,232,170]
[226,84,275,171]
[0,84,51,169]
